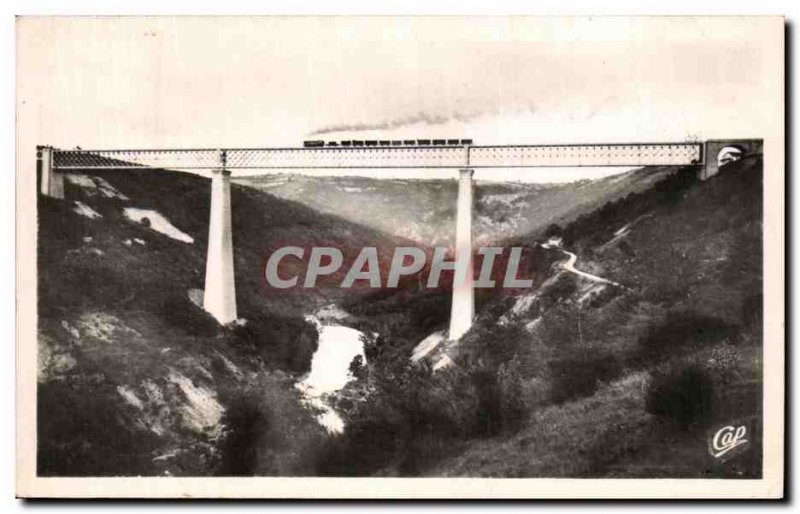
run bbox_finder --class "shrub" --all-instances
[459,322,531,371]
[645,364,713,430]
[217,375,327,476]
[348,354,367,380]
[741,293,763,330]
[315,400,409,476]
[497,356,526,432]
[654,166,697,207]
[232,315,318,373]
[544,223,563,238]
[317,318,534,475]
[315,362,472,476]
[285,328,318,373]
[538,275,579,309]
[538,304,582,348]
[217,393,269,475]
[316,352,532,475]
[548,349,622,404]
[159,294,220,337]
[38,382,160,476]
[472,368,503,436]
[636,310,732,364]
[560,165,698,247]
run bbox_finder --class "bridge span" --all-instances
[37,139,761,340]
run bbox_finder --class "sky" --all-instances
[16,16,780,182]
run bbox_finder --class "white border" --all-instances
[11,12,786,501]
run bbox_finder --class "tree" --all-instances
[544,223,563,239]
[348,354,366,380]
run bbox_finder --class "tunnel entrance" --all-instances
[717,145,744,167]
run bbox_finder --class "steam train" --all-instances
[303,138,473,148]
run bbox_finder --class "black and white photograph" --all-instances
[14,15,784,499]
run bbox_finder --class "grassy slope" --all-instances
[36,168,407,476]
[428,157,763,478]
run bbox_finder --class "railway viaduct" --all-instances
[37,138,762,340]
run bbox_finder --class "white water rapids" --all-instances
[296,313,366,434]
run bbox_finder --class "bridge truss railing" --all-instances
[47,142,705,172]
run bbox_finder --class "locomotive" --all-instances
[303,138,472,148]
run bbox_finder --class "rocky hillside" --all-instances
[36,167,409,476]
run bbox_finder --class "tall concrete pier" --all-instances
[203,150,238,324]
[448,168,475,340]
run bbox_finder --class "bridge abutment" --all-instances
[203,151,238,325]
[701,139,763,180]
[38,146,64,199]
[448,168,475,340]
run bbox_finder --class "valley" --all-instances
[36,156,763,478]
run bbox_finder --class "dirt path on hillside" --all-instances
[556,249,626,288]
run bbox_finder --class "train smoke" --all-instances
[309,109,491,136]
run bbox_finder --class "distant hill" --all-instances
[235,167,678,247]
